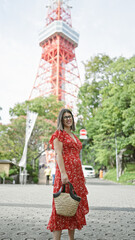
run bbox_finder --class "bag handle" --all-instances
[53,182,81,202]
[62,182,74,193]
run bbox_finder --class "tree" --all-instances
[77,54,135,170]
[0,95,64,165]
[9,95,63,121]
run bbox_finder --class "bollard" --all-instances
[99,170,103,179]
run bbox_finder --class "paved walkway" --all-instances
[0,179,135,240]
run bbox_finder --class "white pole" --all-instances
[19,167,22,184]
[115,133,119,181]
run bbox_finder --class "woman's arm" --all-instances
[54,138,69,184]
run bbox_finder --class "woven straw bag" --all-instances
[53,182,81,217]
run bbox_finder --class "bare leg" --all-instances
[53,230,62,240]
[68,229,75,240]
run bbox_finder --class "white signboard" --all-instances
[79,129,87,139]
[79,135,87,139]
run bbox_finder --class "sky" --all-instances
[0,0,135,124]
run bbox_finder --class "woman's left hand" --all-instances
[61,172,69,184]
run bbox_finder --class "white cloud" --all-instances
[1,0,9,11]
[0,33,41,124]
[0,0,135,124]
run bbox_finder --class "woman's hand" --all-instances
[61,172,69,184]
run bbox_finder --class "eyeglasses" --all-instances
[63,115,72,120]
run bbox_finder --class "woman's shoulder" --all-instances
[49,130,64,149]
[54,129,64,137]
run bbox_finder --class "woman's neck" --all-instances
[64,127,71,134]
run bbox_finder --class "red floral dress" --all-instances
[47,130,89,232]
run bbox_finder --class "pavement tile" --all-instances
[0,179,135,240]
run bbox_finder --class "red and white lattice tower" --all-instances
[29,0,81,110]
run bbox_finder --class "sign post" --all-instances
[79,129,87,139]
[79,129,87,163]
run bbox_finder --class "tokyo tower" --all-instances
[29,0,81,110]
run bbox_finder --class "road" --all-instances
[0,178,135,240]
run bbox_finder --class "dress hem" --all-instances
[47,224,86,232]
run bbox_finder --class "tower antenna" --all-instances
[29,0,80,111]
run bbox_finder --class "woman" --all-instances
[47,108,89,240]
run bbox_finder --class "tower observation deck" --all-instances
[29,0,81,110]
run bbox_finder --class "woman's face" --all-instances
[63,112,73,128]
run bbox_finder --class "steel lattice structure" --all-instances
[29,0,81,110]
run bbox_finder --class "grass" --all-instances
[104,163,135,185]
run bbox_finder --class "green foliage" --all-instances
[125,163,135,172]
[104,168,117,181]
[26,164,39,183]
[9,95,64,121]
[104,163,135,184]
[0,171,6,179]
[5,176,14,182]
[0,95,64,167]
[33,176,38,183]
[77,54,135,168]
[0,117,26,160]
[0,174,14,184]
[27,164,33,176]
[9,167,19,176]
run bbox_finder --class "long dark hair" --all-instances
[57,108,75,131]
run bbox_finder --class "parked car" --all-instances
[82,165,95,178]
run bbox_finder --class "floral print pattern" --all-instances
[47,130,89,232]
